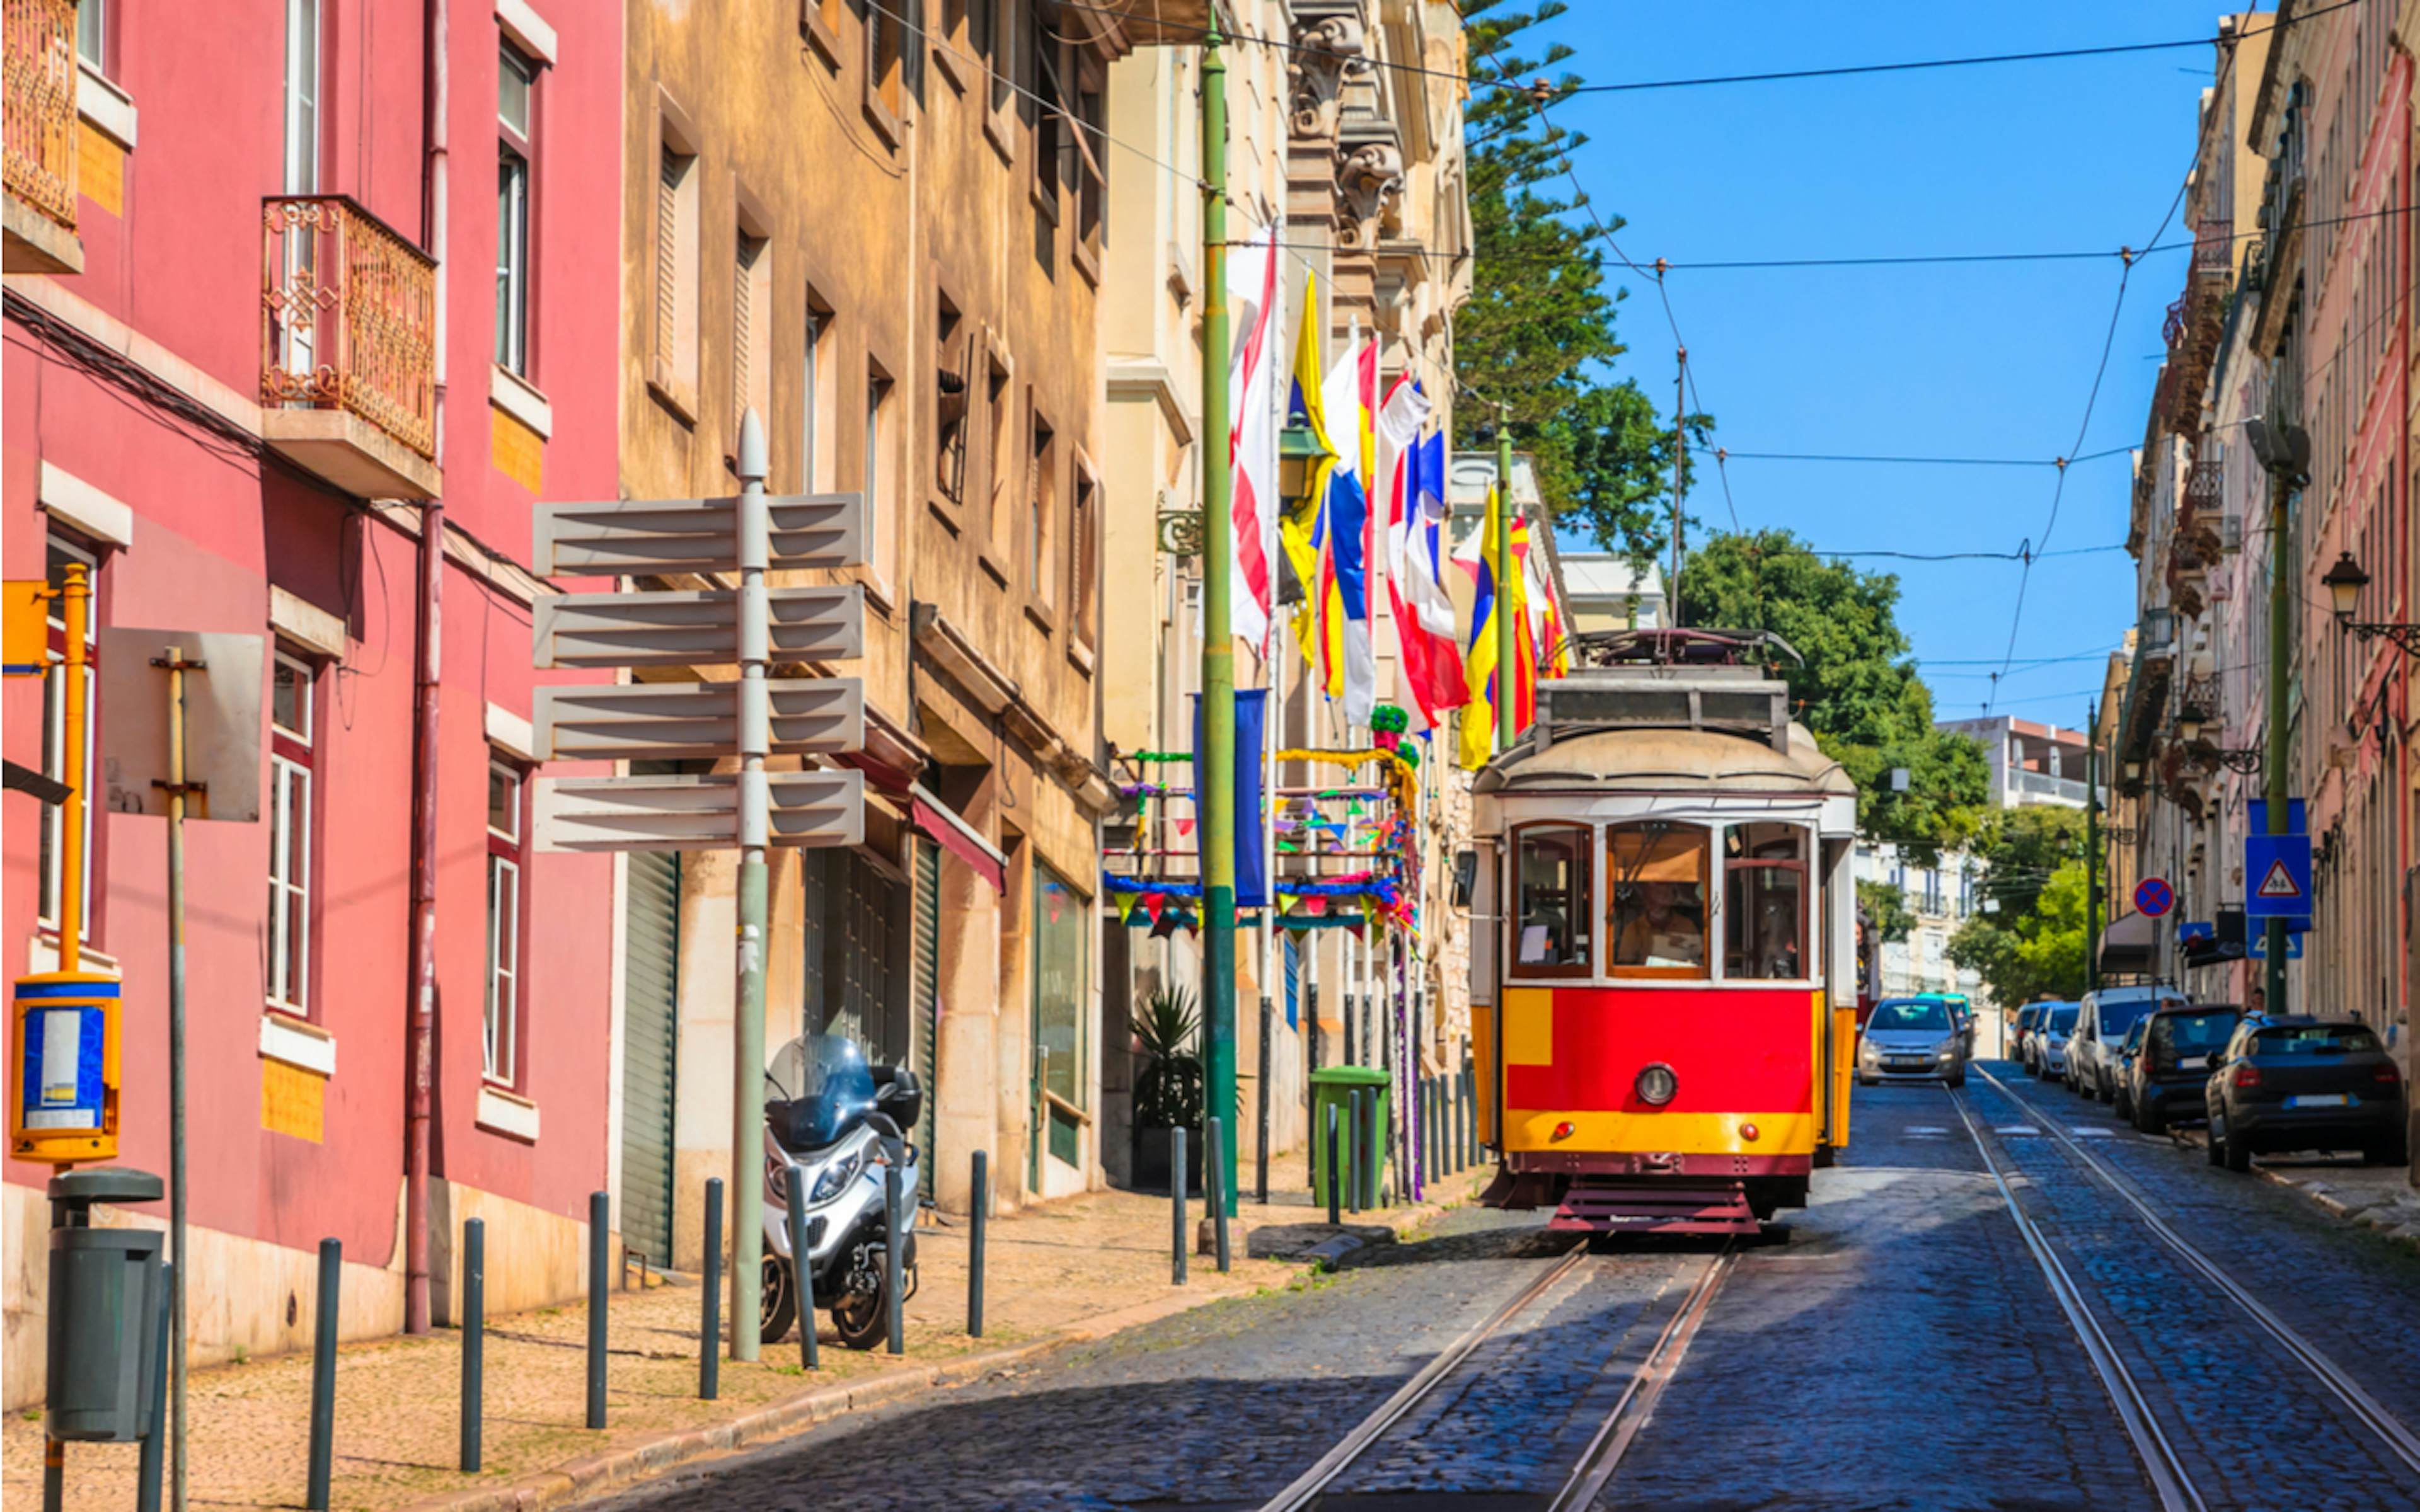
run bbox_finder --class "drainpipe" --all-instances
[406,0,451,1337]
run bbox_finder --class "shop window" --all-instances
[1512,822,1593,976]
[267,648,320,1014]
[1724,823,1809,981]
[1607,822,1710,978]
[1032,859,1088,1168]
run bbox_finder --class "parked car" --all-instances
[2107,1017,2150,1121]
[2120,1003,2240,1135]
[1922,994,1976,1059]
[1858,997,1969,1089]
[2071,985,2187,1101]
[2011,1004,2045,1066]
[2205,1016,2409,1171]
[2032,1004,2078,1079]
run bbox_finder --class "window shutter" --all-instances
[655,149,680,358]
[734,241,754,424]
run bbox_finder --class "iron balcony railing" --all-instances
[262,195,438,461]
[4,0,78,231]
[2012,769,2090,805]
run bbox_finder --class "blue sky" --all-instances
[1532,1,2257,727]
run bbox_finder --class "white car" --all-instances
[2032,1004,2078,1079]
[2069,986,2186,1101]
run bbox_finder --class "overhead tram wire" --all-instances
[1051,0,2358,99]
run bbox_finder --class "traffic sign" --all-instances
[534,585,864,670]
[2245,831,2312,919]
[534,679,863,762]
[2249,931,2305,959]
[2247,798,2307,835]
[535,770,865,852]
[2133,876,2174,918]
[534,493,863,577]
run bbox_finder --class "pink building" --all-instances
[3,0,622,1400]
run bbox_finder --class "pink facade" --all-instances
[4,0,622,1394]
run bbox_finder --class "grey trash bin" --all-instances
[47,1168,166,1443]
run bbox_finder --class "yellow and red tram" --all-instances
[1471,631,1860,1235]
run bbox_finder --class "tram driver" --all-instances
[1613,881,1706,970]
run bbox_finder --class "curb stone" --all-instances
[396,1171,1489,1512]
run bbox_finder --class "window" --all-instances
[802,295,834,491]
[1511,823,1593,976]
[1069,461,1098,653]
[38,538,98,940]
[1723,823,1807,981]
[935,290,967,507]
[864,365,895,584]
[1032,859,1090,1167]
[984,350,1013,557]
[496,44,536,375]
[1073,57,1105,269]
[282,0,320,195]
[485,759,526,1082]
[651,113,701,414]
[267,649,318,1014]
[77,0,104,70]
[1028,410,1056,608]
[733,227,771,433]
[978,0,1015,149]
[865,0,904,135]
[1607,822,1710,978]
[1030,24,1062,269]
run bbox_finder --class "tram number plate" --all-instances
[2284,1094,2350,1109]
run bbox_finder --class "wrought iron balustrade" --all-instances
[262,195,438,461]
[4,0,78,231]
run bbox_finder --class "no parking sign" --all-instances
[2133,876,2174,919]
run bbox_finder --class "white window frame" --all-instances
[495,43,536,376]
[484,758,524,1085]
[267,648,316,1015]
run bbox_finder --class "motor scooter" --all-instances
[759,1033,922,1349]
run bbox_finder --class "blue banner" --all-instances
[1192,688,1269,908]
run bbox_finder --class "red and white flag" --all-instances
[1228,224,1281,650]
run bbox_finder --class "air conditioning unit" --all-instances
[2218,515,2245,554]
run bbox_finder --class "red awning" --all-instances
[911,782,1006,895]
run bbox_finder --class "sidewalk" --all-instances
[2248,1150,2420,1244]
[6,1171,1487,1512]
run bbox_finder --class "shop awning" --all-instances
[2099,908,2156,976]
[910,781,1006,895]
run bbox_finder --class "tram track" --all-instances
[1253,1239,1736,1512]
[1974,1064,2420,1480]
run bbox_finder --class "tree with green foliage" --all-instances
[1678,529,1987,859]
[1457,2,1707,559]
[1947,806,2091,1008]
[1857,880,1915,944]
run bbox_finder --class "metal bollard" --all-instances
[1206,1116,1231,1273]
[1325,1102,1342,1225]
[306,1239,340,1511]
[882,1156,905,1356]
[700,1177,723,1399]
[967,1151,989,1337]
[461,1218,484,1472]
[783,1166,819,1371]
[1171,1126,1189,1285]
[1345,1091,1364,1215]
[136,1262,171,1512]
[586,1192,608,1429]
[1363,1090,1382,1210]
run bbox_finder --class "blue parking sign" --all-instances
[2245,832,2312,919]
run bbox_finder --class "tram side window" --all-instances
[1724,823,1807,980]
[1607,822,1709,978]
[1512,823,1593,975]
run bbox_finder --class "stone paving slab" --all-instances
[4,1171,1485,1512]
[2170,1130,2420,1246]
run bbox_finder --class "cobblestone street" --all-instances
[582,1072,2420,1512]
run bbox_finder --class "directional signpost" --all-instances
[532,411,864,1363]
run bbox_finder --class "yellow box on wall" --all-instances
[262,1057,326,1143]
[78,123,124,217]
[492,405,544,493]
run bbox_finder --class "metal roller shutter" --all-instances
[619,849,680,1269]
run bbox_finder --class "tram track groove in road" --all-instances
[1253,1240,1734,1512]
[1946,1086,2208,1512]
[1976,1063,2420,1480]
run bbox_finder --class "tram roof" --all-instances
[1473,723,1854,799]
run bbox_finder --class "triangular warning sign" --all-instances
[2256,859,2302,900]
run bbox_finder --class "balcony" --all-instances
[3,0,82,274]
[2010,769,2091,807]
[260,195,441,499]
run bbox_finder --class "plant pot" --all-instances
[1131,1123,1204,1196]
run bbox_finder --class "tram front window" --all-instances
[1512,823,1593,975]
[1608,822,1709,978]
[1724,823,1807,980]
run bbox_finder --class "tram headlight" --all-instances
[1635,1063,1678,1107]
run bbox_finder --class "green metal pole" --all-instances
[731,411,771,1360]
[2264,462,2290,1013]
[1199,22,1238,1211]
[1494,413,1514,753]
[2085,735,2100,996]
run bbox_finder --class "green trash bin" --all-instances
[1309,1066,1392,1210]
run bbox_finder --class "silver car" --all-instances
[1858,998,1968,1089]
[2032,1004,2078,1079]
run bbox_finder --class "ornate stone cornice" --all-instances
[1337,142,1405,250]
[1288,13,1368,140]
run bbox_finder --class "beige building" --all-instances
[614,0,1130,1268]
[1096,1,1476,1187]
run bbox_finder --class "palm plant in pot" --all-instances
[1131,985,1205,1195]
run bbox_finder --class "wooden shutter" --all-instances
[655,148,681,361]
[733,236,758,425]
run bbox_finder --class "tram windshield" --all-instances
[1512,823,1593,975]
[1608,822,1709,977]
[1723,823,1806,980]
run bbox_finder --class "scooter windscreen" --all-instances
[764,1033,879,1152]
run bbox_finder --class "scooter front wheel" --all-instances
[759,1252,798,1345]
[832,1283,885,1351]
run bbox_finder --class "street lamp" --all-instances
[2320,550,2420,656]
[2124,758,2143,783]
